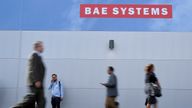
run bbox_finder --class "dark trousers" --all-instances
[51,97,61,108]
[12,86,46,108]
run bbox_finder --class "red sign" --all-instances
[80,4,172,18]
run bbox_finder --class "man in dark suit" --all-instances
[12,41,46,108]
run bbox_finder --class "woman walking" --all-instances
[145,64,161,108]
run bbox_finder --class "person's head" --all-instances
[107,66,114,75]
[145,64,155,73]
[52,74,57,81]
[33,41,44,53]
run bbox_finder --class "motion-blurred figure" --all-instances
[145,64,161,108]
[101,66,118,108]
[12,41,46,108]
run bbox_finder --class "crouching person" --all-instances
[49,74,64,108]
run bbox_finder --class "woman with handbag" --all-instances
[145,64,161,108]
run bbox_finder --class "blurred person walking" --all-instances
[12,41,46,108]
[145,64,162,108]
[101,66,118,108]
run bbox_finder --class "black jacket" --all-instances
[27,52,46,87]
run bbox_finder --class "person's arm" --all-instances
[156,80,161,88]
[103,76,116,88]
[60,83,64,99]
[153,73,161,88]
[48,82,54,90]
[31,53,42,87]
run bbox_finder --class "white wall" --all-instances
[0,31,192,108]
